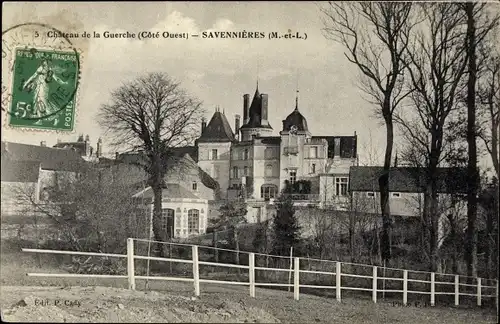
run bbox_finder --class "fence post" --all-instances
[336,262,341,302]
[430,272,435,306]
[249,253,255,298]
[372,266,377,303]
[403,270,408,306]
[294,257,300,301]
[454,275,459,306]
[192,245,200,297]
[477,278,481,307]
[127,238,136,290]
[496,280,498,313]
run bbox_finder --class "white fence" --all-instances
[22,238,498,309]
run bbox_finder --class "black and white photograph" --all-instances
[1,1,499,323]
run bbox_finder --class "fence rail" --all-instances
[21,238,498,310]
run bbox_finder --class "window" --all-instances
[244,149,249,160]
[211,149,218,160]
[310,146,318,158]
[290,171,297,184]
[391,192,401,198]
[192,182,198,191]
[335,177,348,196]
[366,192,375,197]
[233,166,239,179]
[261,185,278,200]
[265,164,273,177]
[161,208,175,237]
[244,166,249,176]
[310,163,316,174]
[188,209,199,234]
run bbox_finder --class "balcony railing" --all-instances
[284,146,299,155]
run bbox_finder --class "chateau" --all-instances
[195,84,358,222]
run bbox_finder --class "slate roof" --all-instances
[283,107,309,132]
[240,86,273,130]
[1,141,88,172]
[115,150,219,191]
[133,184,202,200]
[349,166,468,194]
[1,156,40,183]
[312,136,357,159]
[197,111,235,143]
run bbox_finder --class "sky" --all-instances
[0,2,495,170]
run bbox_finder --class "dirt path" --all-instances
[1,282,497,323]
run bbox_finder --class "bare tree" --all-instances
[320,2,415,264]
[477,40,499,178]
[98,73,203,256]
[462,2,499,278]
[477,24,500,280]
[395,3,469,272]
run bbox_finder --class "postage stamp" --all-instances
[2,23,82,132]
[8,48,79,130]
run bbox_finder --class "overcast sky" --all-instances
[1,2,494,170]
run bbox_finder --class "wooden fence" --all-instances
[22,238,498,309]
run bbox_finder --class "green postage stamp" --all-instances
[8,48,80,131]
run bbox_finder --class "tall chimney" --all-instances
[243,94,250,123]
[201,117,207,133]
[261,94,269,121]
[115,152,119,160]
[97,137,102,158]
[40,141,46,147]
[235,114,241,141]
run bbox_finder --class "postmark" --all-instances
[2,23,82,132]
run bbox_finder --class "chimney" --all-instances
[97,137,102,158]
[243,94,250,123]
[115,152,119,160]
[40,141,46,147]
[260,94,268,121]
[57,138,61,144]
[85,134,90,142]
[235,114,241,141]
[201,117,207,133]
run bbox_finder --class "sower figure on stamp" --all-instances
[22,59,68,126]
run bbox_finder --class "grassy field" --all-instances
[1,239,498,323]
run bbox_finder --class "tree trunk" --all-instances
[465,2,478,279]
[447,214,458,274]
[152,184,164,257]
[379,115,394,265]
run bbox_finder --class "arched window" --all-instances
[261,184,278,201]
[265,164,273,177]
[161,208,175,238]
[188,209,200,234]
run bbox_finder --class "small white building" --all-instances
[133,184,209,239]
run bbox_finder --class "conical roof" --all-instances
[240,84,272,129]
[197,111,235,143]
